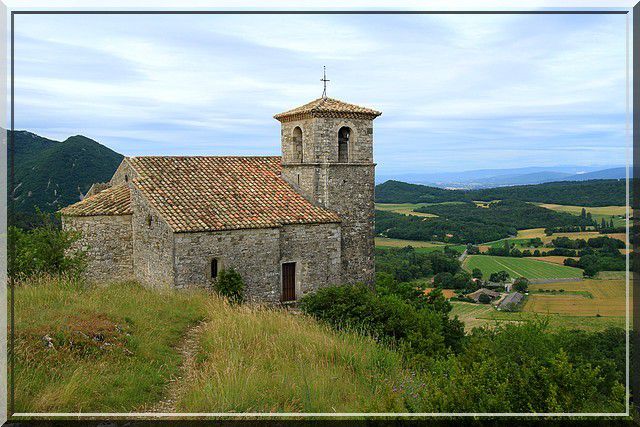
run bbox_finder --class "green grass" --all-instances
[178,298,407,412]
[375,237,465,253]
[15,275,409,413]
[463,255,583,279]
[450,301,625,332]
[375,203,438,218]
[14,275,210,412]
[534,203,627,228]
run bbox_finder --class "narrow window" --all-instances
[292,126,303,163]
[146,214,152,227]
[124,174,129,182]
[210,259,218,279]
[338,126,350,162]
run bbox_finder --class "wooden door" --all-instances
[281,262,296,302]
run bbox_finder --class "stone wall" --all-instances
[280,117,373,165]
[62,215,133,283]
[280,116,376,286]
[130,186,175,289]
[110,159,138,185]
[172,223,341,302]
[279,223,342,298]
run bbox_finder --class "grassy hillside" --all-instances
[11,130,123,218]
[14,275,626,414]
[375,179,626,206]
[14,276,407,413]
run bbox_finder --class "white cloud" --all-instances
[12,13,628,173]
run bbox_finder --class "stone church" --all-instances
[60,96,381,303]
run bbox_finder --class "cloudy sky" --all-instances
[13,12,627,175]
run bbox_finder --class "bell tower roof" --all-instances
[274,97,382,123]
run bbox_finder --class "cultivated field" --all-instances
[464,255,583,279]
[375,237,465,253]
[526,278,625,317]
[375,203,438,218]
[535,203,627,227]
[530,256,578,265]
[450,274,626,332]
[515,227,626,245]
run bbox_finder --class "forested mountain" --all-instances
[376,179,626,206]
[10,130,123,217]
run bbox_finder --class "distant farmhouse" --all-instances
[60,95,381,303]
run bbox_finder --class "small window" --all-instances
[292,126,303,163]
[338,126,350,162]
[210,259,219,279]
[146,214,152,227]
[124,174,129,182]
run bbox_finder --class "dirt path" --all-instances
[146,321,205,413]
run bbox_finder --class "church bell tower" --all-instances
[273,76,381,286]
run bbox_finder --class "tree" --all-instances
[489,270,510,283]
[8,210,85,279]
[600,218,607,229]
[504,240,511,256]
[433,272,455,289]
[453,271,472,289]
[581,207,587,219]
[478,293,492,304]
[472,268,483,280]
[513,277,529,293]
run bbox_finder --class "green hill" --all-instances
[10,130,124,217]
[375,179,626,206]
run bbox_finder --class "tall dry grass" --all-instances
[178,297,408,413]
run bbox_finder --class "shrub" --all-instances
[513,277,529,293]
[299,284,450,358]
[478,293,491,304]
[213,268,245,304]
[8,211,85,279]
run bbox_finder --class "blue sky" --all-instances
[14,13,627,175]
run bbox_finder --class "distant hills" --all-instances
[376,179,626,207]
[10,130,123,217]
[9,129,627,224]
[376,165,626,189]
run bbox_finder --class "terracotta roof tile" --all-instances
[127,156,341,233]
[274,97,381,122]
[60,184,132,216]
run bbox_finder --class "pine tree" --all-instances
[601,218,606,229]
[581,208,587,219]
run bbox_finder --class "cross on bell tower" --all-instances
[320,66,330,99]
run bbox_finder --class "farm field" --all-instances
[375,237,465,253]
[535,203,627,227]
[516,228,546,239]
[463,255,583,279]
[526,278,626,317]
[530,256,578,265]
[543,231,626,245]
[515,227,626,245]
[375,203,438,218]
[450,275,626,332]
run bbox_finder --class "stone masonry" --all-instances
[61,96,380,302]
